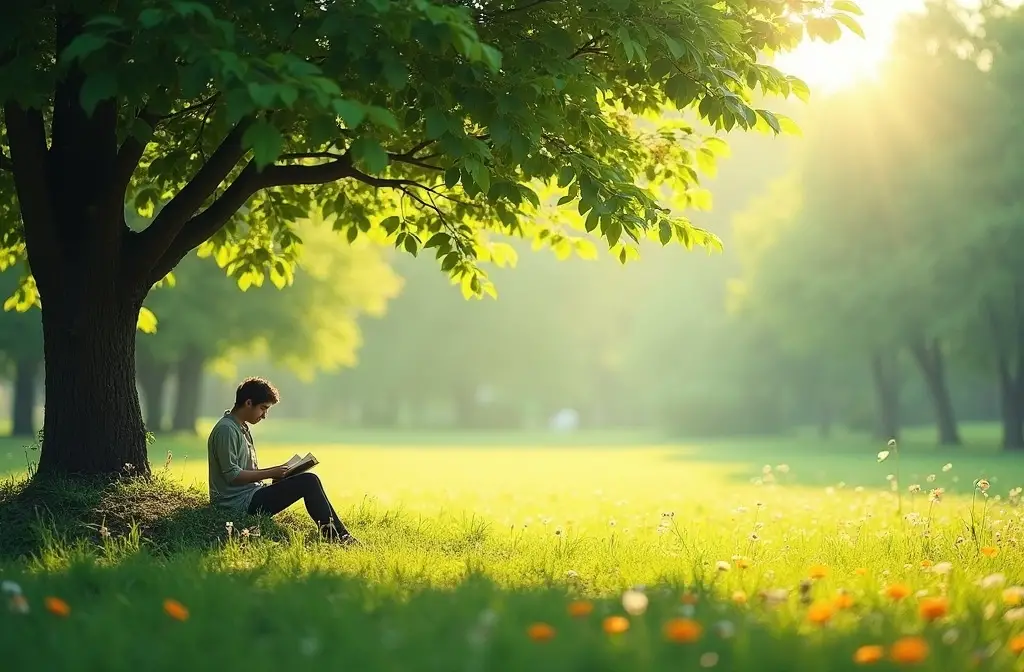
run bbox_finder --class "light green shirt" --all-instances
[207,411,263,511]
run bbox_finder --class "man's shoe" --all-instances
[337,533,360,547]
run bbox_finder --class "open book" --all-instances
[282,452,319,478]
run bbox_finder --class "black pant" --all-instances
[246,473,350,539]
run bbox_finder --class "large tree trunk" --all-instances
[4,17,261,478]
[171,347,204,434]
[870,350,901,442]
[909,337,961,446]
[36,296,150,477]
[137,349,170,434]
[11,355,41,437]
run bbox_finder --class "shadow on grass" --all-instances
[0,471,317,562]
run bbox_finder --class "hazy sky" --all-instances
[775,0,926,93]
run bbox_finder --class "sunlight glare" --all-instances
[775,0,926,94]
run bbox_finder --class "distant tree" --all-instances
[137,217,400,433]
[0,272,42,436]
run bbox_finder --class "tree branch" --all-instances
[113,108,161,201]
[147,154,448,285]
[388,153,443,171]
[3,104,61,287]
[127,118,254,285]
[570,33,608,59]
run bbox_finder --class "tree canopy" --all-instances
[0,0,864,476]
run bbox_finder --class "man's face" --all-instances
[243,400,274,424]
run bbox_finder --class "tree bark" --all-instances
[909,337,961,446]
[36,294,150,477]
[870,350,901,442]
[11,355,40,437]
[171,347,205,434]
[137,350,170,434]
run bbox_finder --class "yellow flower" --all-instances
[808,564,829,580]
[981,546,999,558]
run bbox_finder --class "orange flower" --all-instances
[44,597,70,617]
[735,557,752,570]
[920,560,933,569]
[1010,635,1024,655]
[731,590,747,605]
[567,600,593,618]
[854,568,868,576]
[663,618,703,643]
[918,596,948,621]
[680,592,699,605]
[981,546,999,558]
[885,583,911,601]
[854,645,884,664]
[603,615,630,635]
[527,622,555,641]
[809,565,829,580]
[890,636,929,664]
[833,591,855,610]
[807,601,835,625]
[163,598,189,621]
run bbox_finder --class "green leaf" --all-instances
[557,166,575,188]
[756,109,782,134]
[61,33,108,63]
[444,167,461,189]
[425,108,449,140]
[834,13,865,39]
[696,148,717,177]
[658,220,672,245]
[351,136,389,173]
[366,106,399,131]
[831,0,864,15]
[333,99,366,129]
[242,119,284,170]
[788,77,811,103]
[424,232,449,249]
[137,307,158,334]
[79,71,118,116]
[479,44,503,72]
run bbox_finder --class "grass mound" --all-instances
[0,472,311,560]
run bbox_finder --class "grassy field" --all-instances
[1,420,1024,670]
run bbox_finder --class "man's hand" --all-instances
[266,465,290,480]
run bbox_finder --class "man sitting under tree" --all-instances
[207,377,358,545]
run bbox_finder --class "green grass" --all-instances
[1,421,1024,671]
